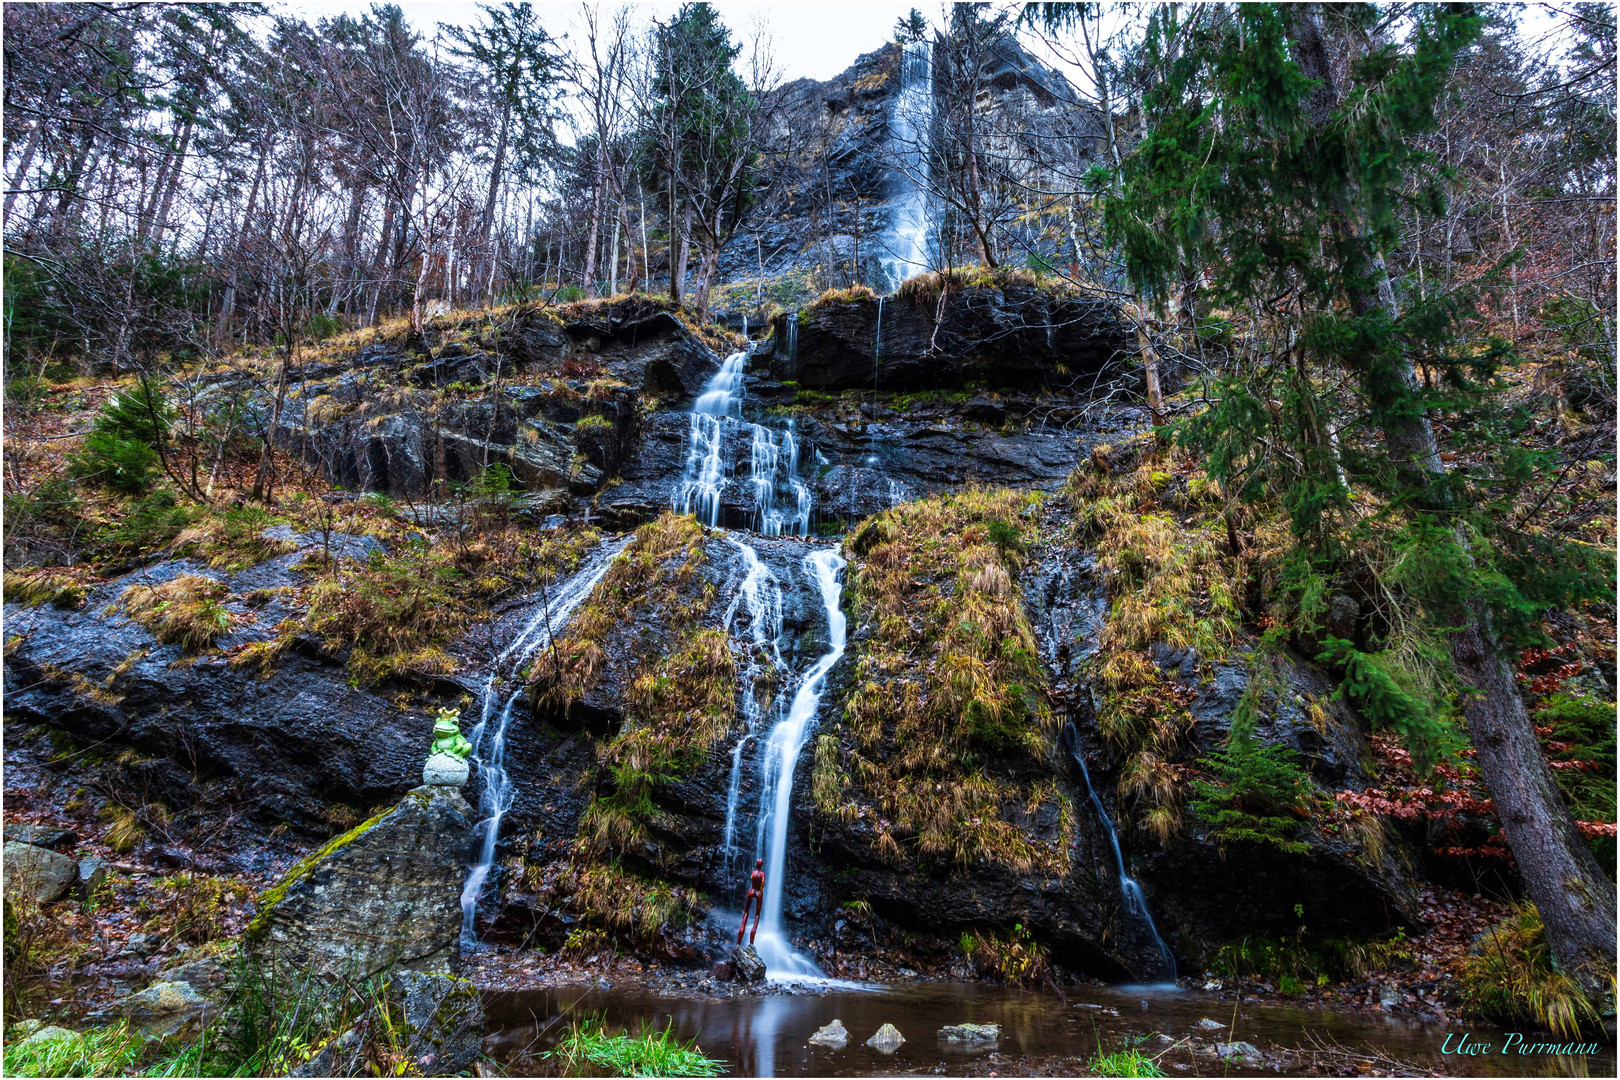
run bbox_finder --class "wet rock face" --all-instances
[599,351,1133,533]
[207,298,728,505]
[713,39,1104,292]
[247,785,474,982]
[1025,525,1424,966]
[768,288,1130,392]
[3,551,425,838]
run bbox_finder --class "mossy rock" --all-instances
[246,785,474,983]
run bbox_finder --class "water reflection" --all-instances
[482,981,1615,1078]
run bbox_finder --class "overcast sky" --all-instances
[283,1,927,83]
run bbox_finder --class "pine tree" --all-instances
[1104,2,1615,991]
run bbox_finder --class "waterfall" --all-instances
[784,313,798,359]
[750,424,811,537]
[674,349,812,536]
[881,38,935,290]
[720,537,786,875]
[1061,721,1176,981]
[749,547,847,980]
[742,315,749,338]
[459,537,631,952]
[673,351,747,527]
[874,295,884,396]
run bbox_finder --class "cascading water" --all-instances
[459,537,631,951]
[720,538,786,875]
[874,296,884,398]
[881,38,935,290]
[748,548,847,979]
[674,349,811,537]
[673,351,747,526]
[750,425,812,536]
[665,344,845,980]
[1061,721,1176,981]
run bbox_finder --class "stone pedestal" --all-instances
[422,752,470,788]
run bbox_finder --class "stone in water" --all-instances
[866,1023,905,1053]
[730,943,766,985]
[938,1023,999,1042]
[809,1019,849,1048]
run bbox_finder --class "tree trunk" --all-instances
[1134,300,1165,426]
[582,142,605,298]
[1452,611,1617,987]
[4,118,45,224]
[149,115,196,245]
[674,206,692,307]
[608,204,622,297]
[692,245,721,321]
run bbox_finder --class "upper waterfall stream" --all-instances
[459,537,631,952]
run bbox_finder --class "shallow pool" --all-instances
[482,980,1615,1077]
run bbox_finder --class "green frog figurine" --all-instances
[430,709,473,760]
[423,708,473,787]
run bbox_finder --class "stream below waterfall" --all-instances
[481,981,1613,1078]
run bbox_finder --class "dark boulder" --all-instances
[729,944,767,984]
[768,285,1129,392]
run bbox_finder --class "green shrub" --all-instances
[92,489,195,559]
[98,383,175,444]
[1189,735,1314,853]
[69,427,158,492]
[68,383,176,493]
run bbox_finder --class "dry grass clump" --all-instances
[829,488,1071,874]
[171,505,299,572]
[539,512,737,862]
[534,512,709,707]
[1065,438,1255,840]
[122,574,235,651]
[3,570,88,609]
[571,862,706,944]
[292,523,599,685]
[804,283,878,313]
[1459,902,1603,1037]
[894,264,1075,309]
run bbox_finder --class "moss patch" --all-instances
[245,803,397,940]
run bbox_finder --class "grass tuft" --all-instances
[121,574,233,651]
[544,1015,725,1078]
[0,1023,145,1078]
[1460,902,1602,1037]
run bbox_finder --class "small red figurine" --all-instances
[737,858,765,945]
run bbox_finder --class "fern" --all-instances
[1189,735,1314,854]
